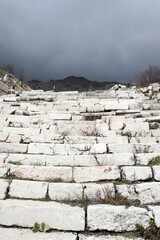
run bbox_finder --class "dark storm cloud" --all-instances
[0,0,160,83]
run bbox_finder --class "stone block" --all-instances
[152,166,160,181]
[0,199,85,231]
[49,183,83,200]
[9,180,48,199]
[87,205,150,231]
[0,143,28,153]
[73,166,120,182]
[10,165,73,182]
[122,166,152,181]
[0,228,77,240]
[0,179,9,199]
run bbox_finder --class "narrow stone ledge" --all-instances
[0,228,77,240]
[87,204,150,231]
[0,199,85,231]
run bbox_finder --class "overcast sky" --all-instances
[0,0,160,83]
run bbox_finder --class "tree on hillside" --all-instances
[19,67,26,82]
[5,64,16,75]
[136,65,160,87]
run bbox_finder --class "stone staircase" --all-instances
[0,87,160,239]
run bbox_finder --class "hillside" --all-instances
[27,76,119,91]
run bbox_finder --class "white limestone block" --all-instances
[117,182,160,204]
[0,228,77,240]
[136,182,160,204]
[0,143,28,153]
[0,153,8,164]
[48,112,72,120]
[95,153,134,166]
[9,180,48,199]
[79,234,143,240]
[122,166,152,181]
[28,143,54,155]
[136,153,159,165]
[49,183,83,200]
[90,144,107,154]
[6,134,21,143]
[3,127,40,135]
[0,199,85,231]
[10,165,72,182]
[148,206,160,227]
[108,144,134,153]
[0,179,9,199]
[152,166,160,181]
[6,154,47,166]
[73,166,120,182]
[0,133,8,142]
[0,165,10,177]
[88,205,150,231]
[97,136,128,144]
[84,183,115,199]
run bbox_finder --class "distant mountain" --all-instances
[27,76,119,92]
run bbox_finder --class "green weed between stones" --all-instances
[148,156,160,166]
[32,222,51,233]
[136,220,160,239]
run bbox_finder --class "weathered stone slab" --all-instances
[0,228,77,240]
[97,136,128,144]
[48,112,72,120]
[0,179,9,199]
[116,182,160,204]
[88,205,150,231]
[84,183,115,199]
[0,164,10,177]
[6,134,21,143]
[136,153,159,165]
[152,166,160,181]
[122,167,152,181]
[3,127,40,135]
[73,166,120,182]
[10,165,72,182]
[79,234,143,240]
[0,153,8,164]
[9,180,48,199]
[148,206,160,227]
[0,199,85,231]
[49,183,83,200]
[0,133,8,142]
[0,143,28,153]
[6,153,47,166]
[108,144,134,153]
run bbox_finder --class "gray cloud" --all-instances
[0,0,160,83]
